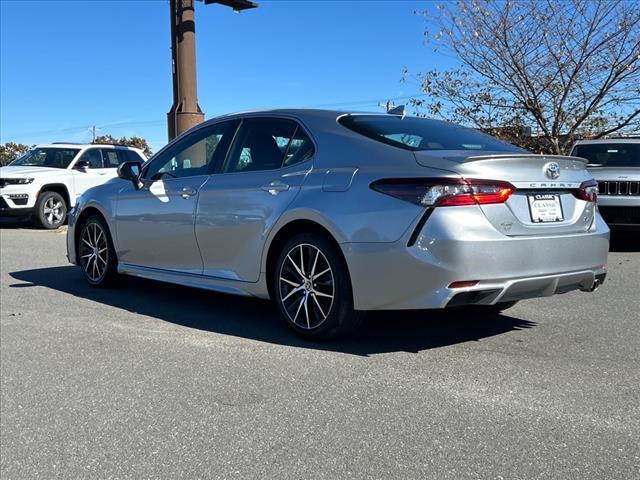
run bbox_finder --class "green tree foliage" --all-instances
[405,0,640,153]
[94,135,152,157]
[0,142,31,166]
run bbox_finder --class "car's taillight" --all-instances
[577,179,598,203]
[370,178,514,207]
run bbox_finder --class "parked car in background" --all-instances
[570,138,639,231]
[0,143,146,229]
[67,110,608,340]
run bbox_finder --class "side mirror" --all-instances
[74,160,90,172]
[117,161,142,188]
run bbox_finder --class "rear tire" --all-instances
[34,191,66,229]
[78,215,118,288]
[273,233,363,340]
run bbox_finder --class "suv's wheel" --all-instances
[78,215,117,287]
[274,233,363,340]
[34,191,67,229]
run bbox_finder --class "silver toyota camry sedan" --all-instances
[67,109,609,339]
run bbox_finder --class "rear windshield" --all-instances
[338,115,522,152]
[571,143,639,167]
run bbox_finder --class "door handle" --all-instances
[261,181,290,195]
[180,186,197,199]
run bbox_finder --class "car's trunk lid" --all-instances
[414,151,596,236]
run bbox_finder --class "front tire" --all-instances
[78,215,118,288]
[274,233,363,340]
[34,191,66,229]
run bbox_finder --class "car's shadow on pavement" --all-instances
[0,216,32,229]
[10,265,535,356]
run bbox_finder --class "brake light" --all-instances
[577,179,598,203]
[371,178,514,207]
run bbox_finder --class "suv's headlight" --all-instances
[2,177,34,185]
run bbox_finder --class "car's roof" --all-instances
[209,108,397,121]
[35,143,143,151]
[573,138,640,146]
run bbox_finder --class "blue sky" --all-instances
[0,0,452,152]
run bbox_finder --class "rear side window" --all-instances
[284,126,314,167]
[223,118,314,173]
[101,149,120,168]
[119,149,144,164]
[338,115,522,152]
[127,149,145,162]
[571,143,639,167]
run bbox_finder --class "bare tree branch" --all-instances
[407,0,640,153]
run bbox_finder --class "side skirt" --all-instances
[118,263,270,299]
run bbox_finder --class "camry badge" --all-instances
[544,162,561,179]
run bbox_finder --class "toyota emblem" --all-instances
[544,162,561,179]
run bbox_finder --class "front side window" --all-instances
[78,149,103,168]
[222,118,313,173]
[338,115,523,153]
[10,148,80,169]
[143,120,239,180]
[571,143,640,167]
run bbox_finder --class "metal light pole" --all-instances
[167,0,258,140]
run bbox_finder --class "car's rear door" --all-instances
[195,117,314,282]
[71,147,111,197]
[96,147,123,180]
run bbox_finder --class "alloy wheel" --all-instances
[278,243,335,330]
[80,222,109,283]
[43,197,64,225]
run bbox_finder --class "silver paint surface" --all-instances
[67,109,609,310]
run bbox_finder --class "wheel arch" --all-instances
[38,183,71,208]
[73,205,112,264]
[264,217,350,300]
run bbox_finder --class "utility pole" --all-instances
[167,0,258,140]
[88,125,100,143]
[167,0,203,141]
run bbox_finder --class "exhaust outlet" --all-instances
[582,278,600,293]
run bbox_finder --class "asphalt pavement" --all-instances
[1,218,638,479]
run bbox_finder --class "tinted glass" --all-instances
[78,149,103,168]
[339,115,522,152]
[283,126,314,167]
[571,143,640,167]
[125,149,144,163]
[10,148,80,168]
[223,118,298,173]
[144,120,239,180]
[101,149,120,168]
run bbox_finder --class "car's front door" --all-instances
[196,117,315,281]
[115,120,239,273]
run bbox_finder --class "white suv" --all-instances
[570,138,639,231]
[0,143,146,229]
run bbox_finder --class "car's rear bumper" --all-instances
[343,206,609,310]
